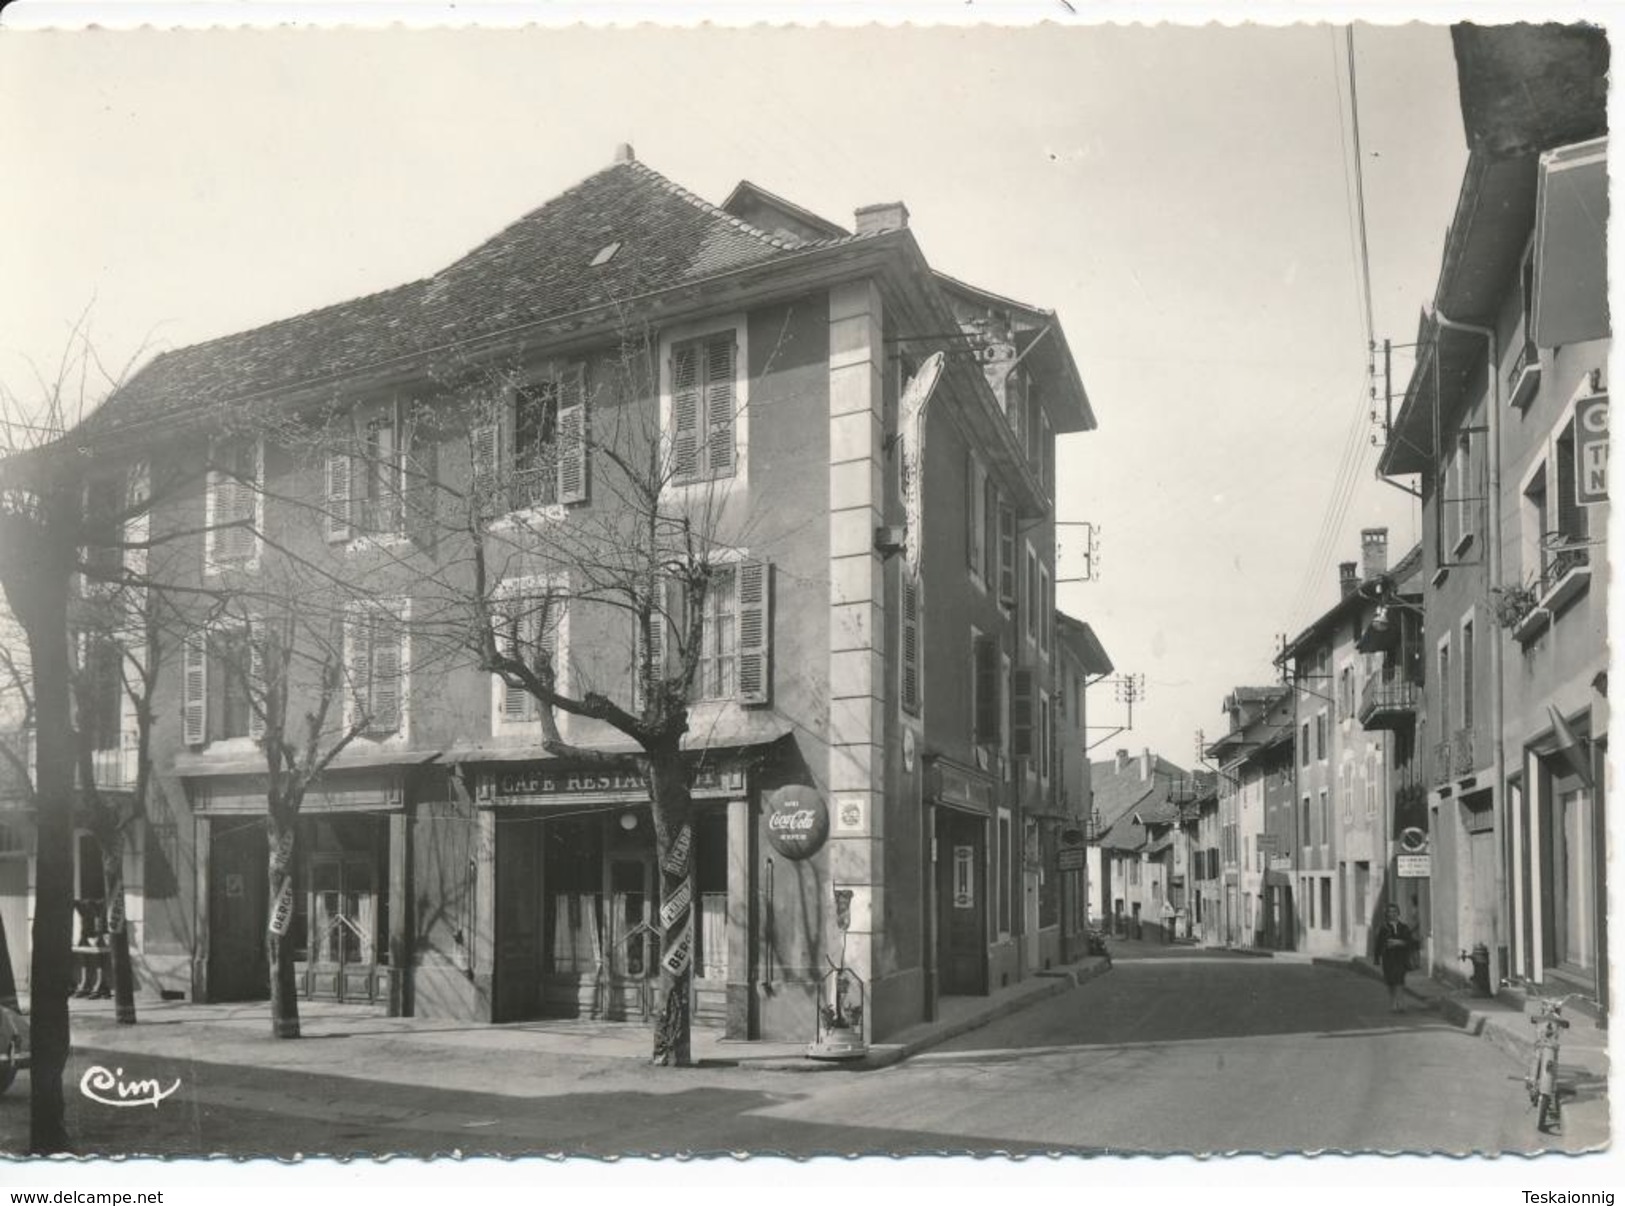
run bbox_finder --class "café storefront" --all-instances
[473,759,751,1030]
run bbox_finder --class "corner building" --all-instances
[64,151,1096,1043]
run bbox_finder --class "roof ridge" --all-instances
[622,159,802,252]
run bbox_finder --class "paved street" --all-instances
[0,950,1601,1158]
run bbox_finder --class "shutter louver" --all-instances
[182,631,207,746]
[325,453,353,543]
[345,612,369,730]
[998,505,1016,606]
[471,421,500,516]
[497,593,529,723]
[557,364,589,505]
[704,336,736,479]
[406,413,438,550]
[634,590,666,713]
[901,574,921,715]
[370,607,402,736]
[735,560,770,706]
[230,449,257,561]
[672,346,701,483]
[1011,669,1034,759]
[974,635,999,746]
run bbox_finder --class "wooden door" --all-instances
[494,817,544,1022]
[306,854,378,1002]
[936,812,987,996]
[604,856,655,1021]
[209,821,268,1001]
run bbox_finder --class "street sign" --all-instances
[1397,854,1431,878]
[1058,847,1086,871]
[1576,394,1608,505]
[1256,833,1278,852]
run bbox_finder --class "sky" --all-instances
[0,21,1469,765]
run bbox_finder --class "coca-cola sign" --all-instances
[765,786,829,860]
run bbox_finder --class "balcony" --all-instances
[1357,675,1419,731]
[1508,338,1542,411]
[88,734,141,792]
[1431,738,1454,787]
[1451,728,1477,778]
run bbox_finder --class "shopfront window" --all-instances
[1551,783,1595,973]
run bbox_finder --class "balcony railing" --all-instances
[1357,675,1419,731]
[1451,727,1476,778]
[88,734,141,791]
[1508,338,1542,410]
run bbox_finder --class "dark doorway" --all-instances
[935,809,987,996]
[209,820,269,1001]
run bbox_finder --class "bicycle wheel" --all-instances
[1535,1092,1556,1133]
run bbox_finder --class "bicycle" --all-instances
[1522,992,1584,1134]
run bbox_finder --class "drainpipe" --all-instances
[1433,308,1506,993]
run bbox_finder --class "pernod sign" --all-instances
[765,785,829,861]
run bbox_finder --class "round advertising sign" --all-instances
[765,785,829,861]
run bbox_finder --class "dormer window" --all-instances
[590,241,622,267]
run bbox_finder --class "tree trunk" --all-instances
[8,558,76,1153]
[266,815,300,1039]
[99,832,137,1025]
[646,749,693,1068]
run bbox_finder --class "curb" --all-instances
[740,958,1116,1073]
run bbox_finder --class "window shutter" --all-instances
[974,635,999,745]
[370,608,402,736]
[229,449,257,561]
[966,451,978,571]
[633,597,666,713]
[901,573,921,715]
[704,336,736,479]
[182,630,207,746]
[672,345,701,483]
[735,559,771,705]
[491,590,527,723]
[406,413,438,550]
[983,477,998,583]
[556,364,589,505]
[325,453,353,543]
[1040,569,1051,656]
[247,626,266,742]
[1011,668,1034,759]
[998,505,1016,606]
[345,612,369,729]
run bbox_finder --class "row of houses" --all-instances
[1098,26,1609,1022]
[0,147,1130,1047]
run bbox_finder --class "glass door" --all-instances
[308,854,378,1002]
[604,856,655,1020]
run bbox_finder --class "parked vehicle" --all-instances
[1086,926,1111,965]
[0,1002,28,1094]
[1522,992,1584,1134]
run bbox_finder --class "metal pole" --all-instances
[1433,309,1506,993]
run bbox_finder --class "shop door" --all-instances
[209,821,269,1001]
[307,854,378,1003]
[495,817,544,1022]
[936,812,987,996]
[1550,785,1596,977]
[603,856,655,1021]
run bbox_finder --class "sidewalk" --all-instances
[51,953,1115,1085]
[1314,956,1609,1080]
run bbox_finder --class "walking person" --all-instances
[1376,904,1419,1013]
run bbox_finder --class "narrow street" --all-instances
[6,950,1600,1158]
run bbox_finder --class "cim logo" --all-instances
[764,786,829,860]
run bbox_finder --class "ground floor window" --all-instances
[1546,779,1595,974]
[1319,876,1332,930]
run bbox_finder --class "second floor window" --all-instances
[345,600,408,740]
[492,577,568,726]
[182,621,264,747]
[671,333,737,485]
[691,561,772,706]
[207,439,260,569]
[76,635,124,751]
[470,367,589,516]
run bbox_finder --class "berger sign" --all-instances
[1576,394,1608,505]
[765,785,829,860]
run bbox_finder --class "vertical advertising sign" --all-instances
[1576,394,1608,505]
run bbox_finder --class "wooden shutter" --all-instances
[406,411,438,549]
[229,446,258,561]
[998,504,1016,606]
[556,364,589,505]
[671,344,701,482]
[704,335,736,479]
[965,451,978,571]
[470,420,500,514]
[492,589,527,723]
[735,560,770,705]
[182,630,207,746]
[345,611,369,729]
[900,573,920,715]
[325,452,353,543]
[633,595,666,713]
[983,477,998,583]
[370,607,402,736]
[1011,668,1034,759]
[247,625,266,742]
[974,635,999,745]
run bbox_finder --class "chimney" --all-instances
[1140,749,1153,781]
[1115,749,1130,772]
[1361,527,1389,580]
[612,143,636,165]
[854,202,910,235]
[1339,562,1359,597]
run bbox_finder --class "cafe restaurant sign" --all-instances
[486,762,745,803]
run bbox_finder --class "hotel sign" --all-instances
[1576,394,1608,505]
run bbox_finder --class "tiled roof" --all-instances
[1088,750,1189,833]
[85,159,853,437]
